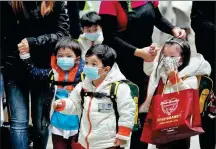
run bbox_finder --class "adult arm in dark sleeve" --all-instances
[100,14,138,57]
[191,2,216,35]
[27,1,70,48]
[20,55,51,81]
[1,2,6,66]
[154,7,175,35]
[67,1,81,39]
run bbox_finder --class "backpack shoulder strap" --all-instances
[48,70,54,82]
[80,88,85,109]
[76,87,85,142]
[109,81,121,132]
[81,72,86,82]
[109,81,121,99]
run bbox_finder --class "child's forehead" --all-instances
[84,24,100,29]
[86,55,102,63]
[163,44,181,54]
[57,47,75,54]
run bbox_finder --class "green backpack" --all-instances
[79,77,140,132]
[184,75,215,117]
[197,75,216,117]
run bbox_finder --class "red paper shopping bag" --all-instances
[151,89,204,144]
[140,105,154,144]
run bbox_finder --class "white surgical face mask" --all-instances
[83,31,101,41]
[57,57,75,71]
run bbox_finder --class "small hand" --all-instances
[135,46,159,62]
[53,100,63,109]
[149,43,160,57]
[172,27,186,39]
[114,138,127,146]
[18,38,29,54]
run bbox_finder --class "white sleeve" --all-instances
[143,61,156,76]
[20,53,30,59]
[60,83,83,116]
[172,76,198,92]
[116,83,136,141]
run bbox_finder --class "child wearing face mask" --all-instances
[78,11,104,59]
[18,37,85,149]
[139,37,212,149]
[53,44,136,149]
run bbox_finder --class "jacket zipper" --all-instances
[85,84,101,149]
[85,97,93,149]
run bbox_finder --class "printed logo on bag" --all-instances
[161,98,179,115]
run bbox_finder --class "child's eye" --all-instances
[67,55,72,58]
[85,62,88,65]
[58,55,63,58]
[92,63,97,67]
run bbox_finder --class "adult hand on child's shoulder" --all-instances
[114,138,127,146]
[172,27,186,39]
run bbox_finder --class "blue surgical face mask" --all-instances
[83,66,102,80]
[57,57,75,71]
[83,31,101,41]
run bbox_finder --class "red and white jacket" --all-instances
[58,63,135,149]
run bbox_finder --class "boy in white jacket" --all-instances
[140,37,211,149]
[53,44,135,149]
[78,12,104,59]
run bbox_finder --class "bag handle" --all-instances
[162,72,179,96]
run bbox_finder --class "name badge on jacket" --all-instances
[98,102,113,113]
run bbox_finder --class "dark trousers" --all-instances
[52,134,83,149]
[199,114,216,149]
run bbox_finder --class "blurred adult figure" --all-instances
[1,1,70,149]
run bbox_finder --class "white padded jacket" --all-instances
[59,63,135,149]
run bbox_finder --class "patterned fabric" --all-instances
[160,56,182,84]
[163,56,182,71]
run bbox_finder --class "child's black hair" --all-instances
[165,37,191,71]
[54,36,82,57]
[85,44,117,67]
[80,11,101,28]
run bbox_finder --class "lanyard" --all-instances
[126,1,133,12]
